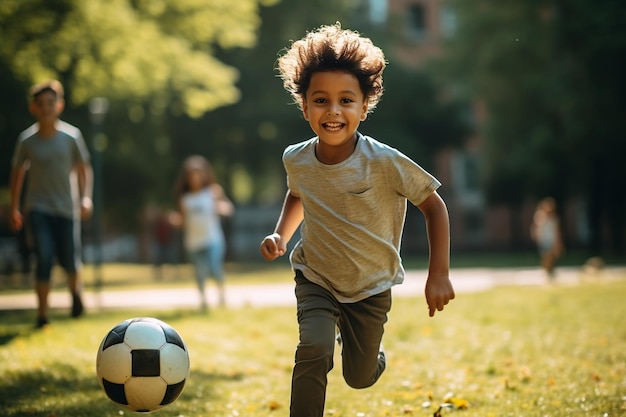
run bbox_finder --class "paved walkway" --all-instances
[0,266,624,312]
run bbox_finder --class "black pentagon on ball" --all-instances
[131,349,160,377]
[161,323,186,351]
[161,380,187,405]
[102,378,128,405]
[101,320,131,350]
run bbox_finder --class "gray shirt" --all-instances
[284,132,440,302]
[12,121,90,219]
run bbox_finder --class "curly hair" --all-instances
[276,23,386,113]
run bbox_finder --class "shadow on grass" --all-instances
[0,360,249,417]
[0,331,21,346]
[0,306,205,327]
[89,307,219,327]
[0,310,37,346]
[0,362,109,417]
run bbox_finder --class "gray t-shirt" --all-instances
[283,132,440,302]
[12,121,90,219]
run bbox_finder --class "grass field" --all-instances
[1,276,625,416]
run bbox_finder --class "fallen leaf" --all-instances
[519,366,532,382]
[449,397,470,409]
[268,400,281,411]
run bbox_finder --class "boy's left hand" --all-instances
[80,196,93,220]
[424,273,455,317]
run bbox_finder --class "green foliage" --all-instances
[0,0,277,116]
[0,0,472,237]
[0,0,278,232]
[173,2,471,205]
[436,0,571,203]
[366,63,470,172]
[433,0,626,251]
[1,280,625,416]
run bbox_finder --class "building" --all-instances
[363,0,568,252]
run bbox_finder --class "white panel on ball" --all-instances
[125,377,167,411]
[125,321,167,349]
[160,344,190,383]
[96,343,132,383]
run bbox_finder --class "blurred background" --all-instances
[1,0,624,272]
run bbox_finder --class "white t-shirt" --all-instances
[283,132,440,302]
[181,187,224,251]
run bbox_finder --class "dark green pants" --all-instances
[291,270,392,417]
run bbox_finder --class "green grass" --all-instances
[1,279,626,416]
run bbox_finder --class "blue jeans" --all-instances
[188,240,225,292]
[28,211,80,283]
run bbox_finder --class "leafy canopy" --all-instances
[0,0,278,117]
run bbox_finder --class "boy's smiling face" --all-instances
[302,70,368,163]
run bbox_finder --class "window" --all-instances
[452,150,484,209]
[408,3,426,39]
[368,0,388,25]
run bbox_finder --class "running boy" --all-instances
[9,80,93,328]
[259,24,455,416]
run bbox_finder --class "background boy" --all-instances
[9,80,93,328]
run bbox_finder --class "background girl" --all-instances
[174,155,233,311]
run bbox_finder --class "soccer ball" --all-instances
[96,317,190,412]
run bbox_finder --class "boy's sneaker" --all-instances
[71,293,84,318]
[35,316,50,329]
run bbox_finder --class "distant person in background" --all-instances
[151,206,175,281]
[530,197,564,280]
[173,155,233,311]
[8,80,93,328]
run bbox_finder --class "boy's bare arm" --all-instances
[417,192,455,317]
[260,191,304,261]
[8,166,26,232]
[211,184,235,217]
[76,162,94,219]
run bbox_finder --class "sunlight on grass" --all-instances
[1,280,625,416]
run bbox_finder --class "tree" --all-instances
[436,0,626,254]
[165,0,369,206]
[0,0,277,231]
[0,0,278,117]
[1,0,471,239]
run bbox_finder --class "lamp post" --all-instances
[89,97,109,301]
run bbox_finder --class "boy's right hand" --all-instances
[9,209,23,232]
[425,273,455,317]
[260,233,286,261]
